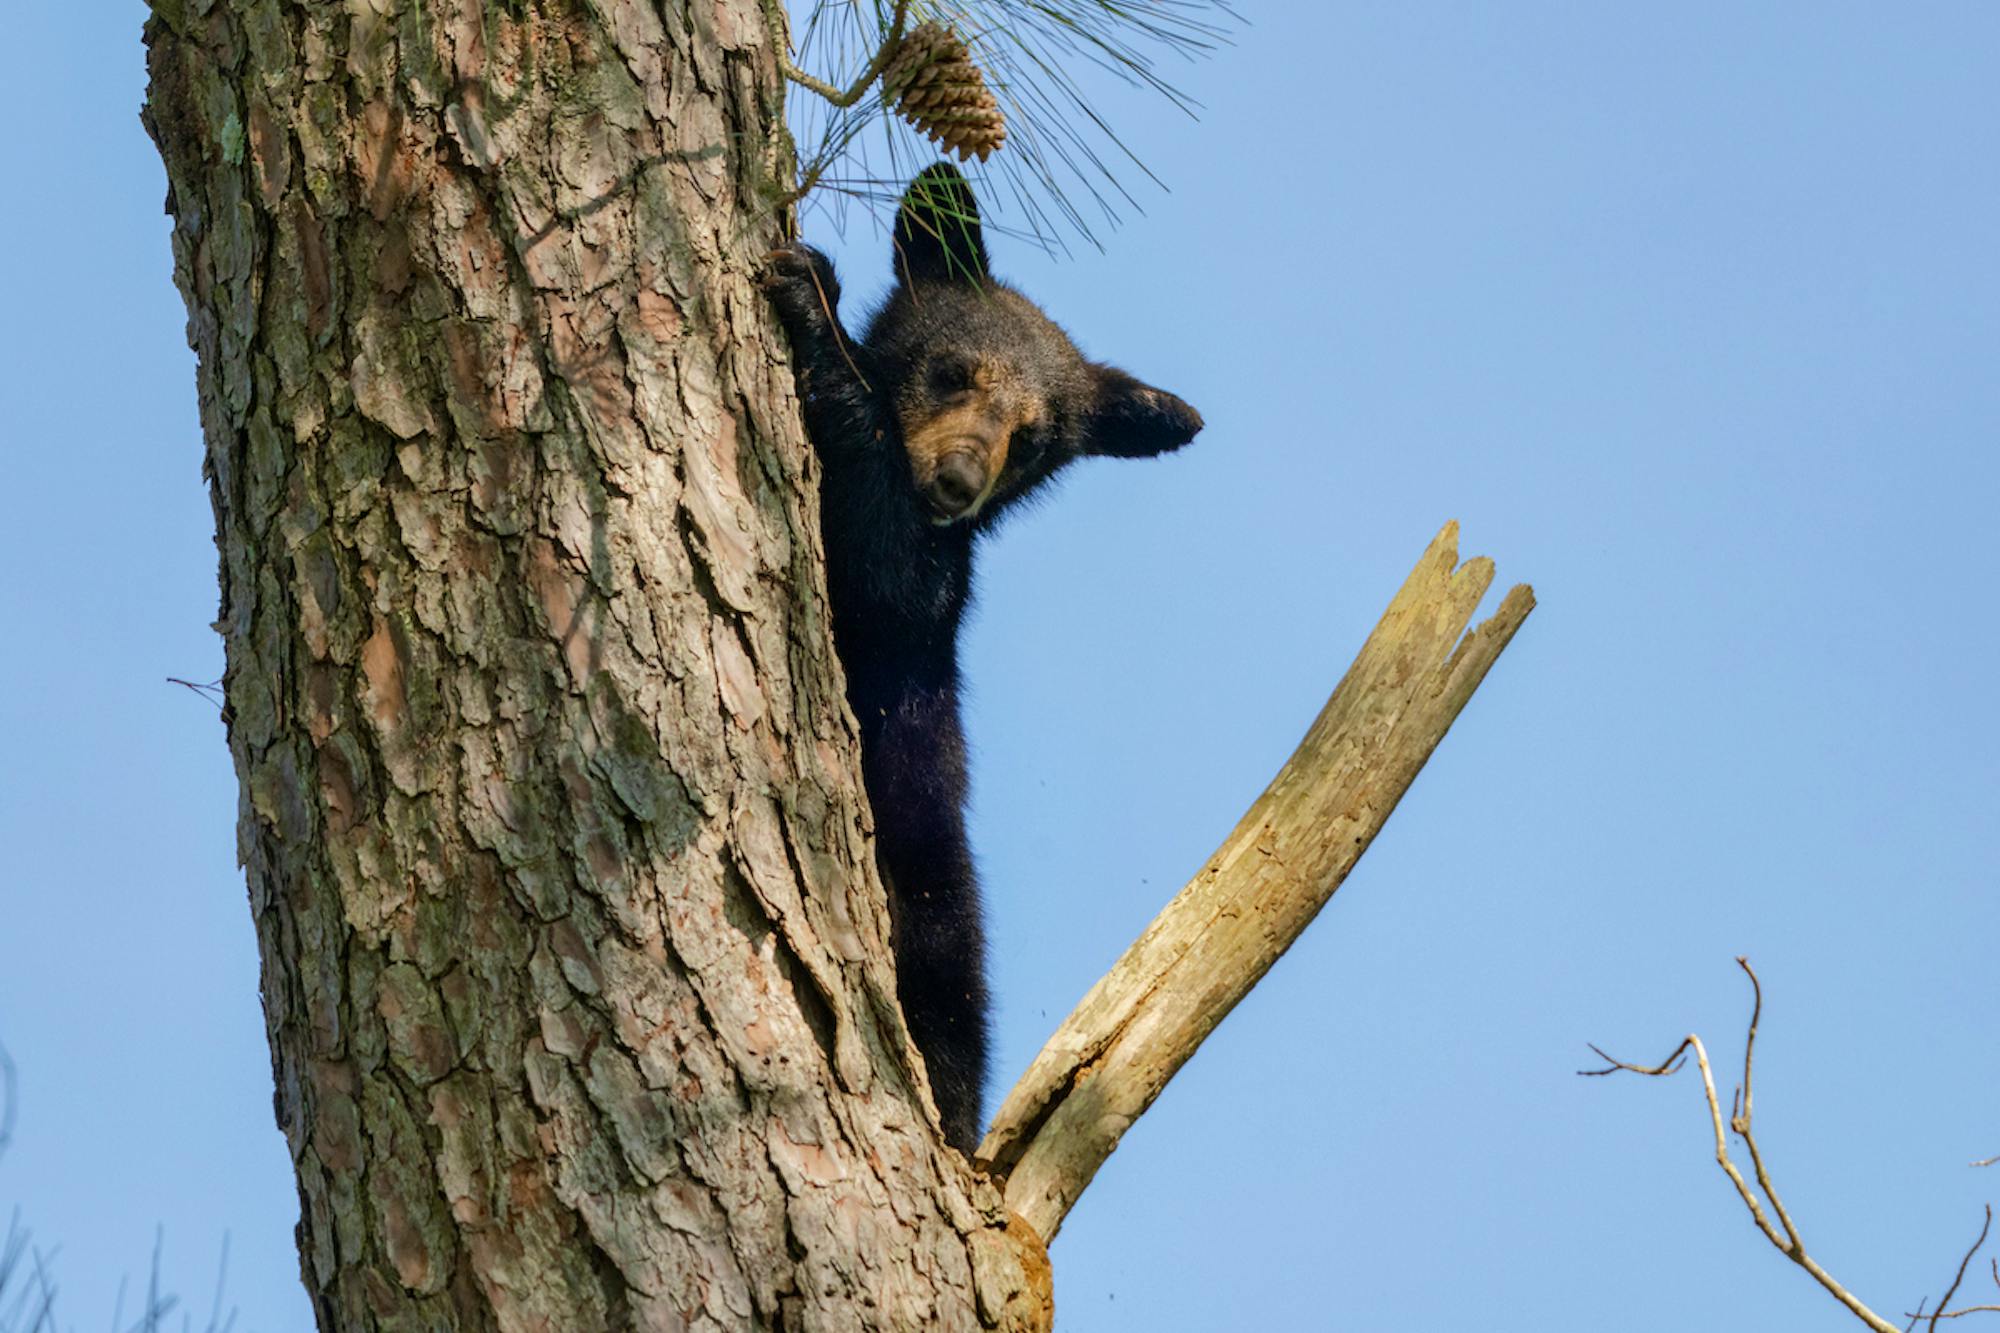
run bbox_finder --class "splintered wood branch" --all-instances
[981,522,1535,1241]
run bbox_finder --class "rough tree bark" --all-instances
[143,1,1045,1329]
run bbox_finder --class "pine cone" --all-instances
[881,22,1007,163]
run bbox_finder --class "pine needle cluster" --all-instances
[776,0,1240,253]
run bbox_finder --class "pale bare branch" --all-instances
[1729,959,1807,1257]
[1589,961,1996,1333]
[1584,1027,1803,1264]
[1579,1039,1691,1079]
[982,522,1534,1241]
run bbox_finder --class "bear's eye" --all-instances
[929,358,974,396]
[1009,425,1045,468]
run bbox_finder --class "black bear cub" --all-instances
[764,164,1202,1154]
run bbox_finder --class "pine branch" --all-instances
[776,0,1243,251]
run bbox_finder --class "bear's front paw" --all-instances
[761,242,841,331]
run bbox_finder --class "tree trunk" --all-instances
[142,2,1045,1328]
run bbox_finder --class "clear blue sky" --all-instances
[3,4,1995,1330]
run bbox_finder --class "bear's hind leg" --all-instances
[888,870,991,1155]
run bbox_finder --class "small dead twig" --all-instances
[1902,1207,2000,1327]
[1933,1207,1994,1323]
[1913,1310,2000,1326]
[167,677,225,710]
[1585,958,1920,1333]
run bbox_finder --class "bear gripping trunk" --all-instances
[142,2,1048,1329]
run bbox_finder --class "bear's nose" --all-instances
[928,453,987,520]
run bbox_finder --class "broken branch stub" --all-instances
[982,522,1535,1241]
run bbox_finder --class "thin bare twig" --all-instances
[1934,1208,1994,1326]
[1917,1311,2000,1324]
[1591,961,2000,1331]
[1729,960,1808,1258]
[1903,1207,2000,1328]
[1584,959,1900,1333]
[167,677,226,710]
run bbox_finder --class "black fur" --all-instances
[763,164,1202,1154]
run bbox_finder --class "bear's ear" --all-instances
[894,163,989,286]
[1084,365,1204,458]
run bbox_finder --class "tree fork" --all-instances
[143,0,1530,1327]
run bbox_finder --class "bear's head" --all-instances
[863,164,1203,526]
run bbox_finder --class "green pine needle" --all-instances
[781,0,1242,255]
